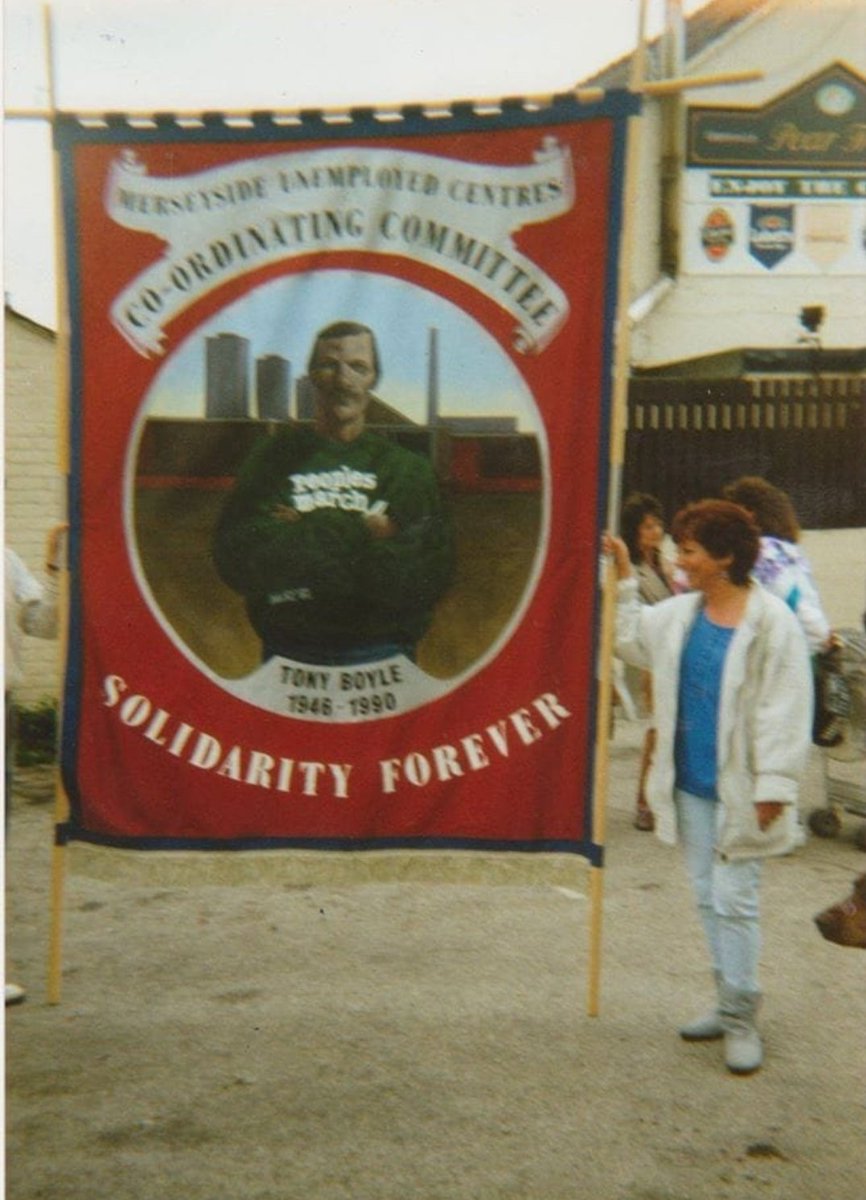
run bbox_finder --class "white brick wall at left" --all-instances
[5,310,64,707]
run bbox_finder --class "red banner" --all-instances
[56,93,636,857]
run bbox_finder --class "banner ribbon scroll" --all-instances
[106,140,575,357]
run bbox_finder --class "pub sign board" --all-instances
[684,64,866,275]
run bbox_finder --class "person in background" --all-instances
[4,527,65,1005]
[604,500,812,1075]
[619,493,675,831]
[721,476,831,653]
[722,476,839,749]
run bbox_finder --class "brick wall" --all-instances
[4,309,64,707]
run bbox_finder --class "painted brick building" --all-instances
[4,310,64,705]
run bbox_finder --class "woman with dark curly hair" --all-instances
[604,500,812,1076]
[722,476,830,653]
[619,493,675,830]
[620,493,675,602]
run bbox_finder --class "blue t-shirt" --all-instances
[674,610,736,800]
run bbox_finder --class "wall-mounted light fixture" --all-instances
[799,305,825,334]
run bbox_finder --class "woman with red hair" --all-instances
[605,499,812,1075]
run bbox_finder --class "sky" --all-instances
[143,271,538,426]
[2,0,711,329]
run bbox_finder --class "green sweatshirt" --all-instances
[213,426,454,655]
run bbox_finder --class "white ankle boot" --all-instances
[719,984,763,1074]
[679,1006,724,1041]
[679,972,723,1041]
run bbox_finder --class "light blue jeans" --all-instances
[675,789,763,994]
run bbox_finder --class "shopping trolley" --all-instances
[807,627,866,851]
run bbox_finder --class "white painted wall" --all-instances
[4,312,65,706]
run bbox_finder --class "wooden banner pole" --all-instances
[586,0,649,1019]
[2,69,763,125]
[642,68,762,96]
[42,0,70,1007]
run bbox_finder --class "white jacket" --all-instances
[614,578,813,860]
[5,547,59,691]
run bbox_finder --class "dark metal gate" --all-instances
[623,375,866,529]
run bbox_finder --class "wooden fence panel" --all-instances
[623,378,865,529]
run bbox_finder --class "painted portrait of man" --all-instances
[212,320,455,667]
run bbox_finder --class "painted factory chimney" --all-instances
[426,326,440,428]
[426,326,443,472]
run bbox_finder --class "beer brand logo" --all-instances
[803,205,849,268]
[700,207,735,262]
[749,204,795,268]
